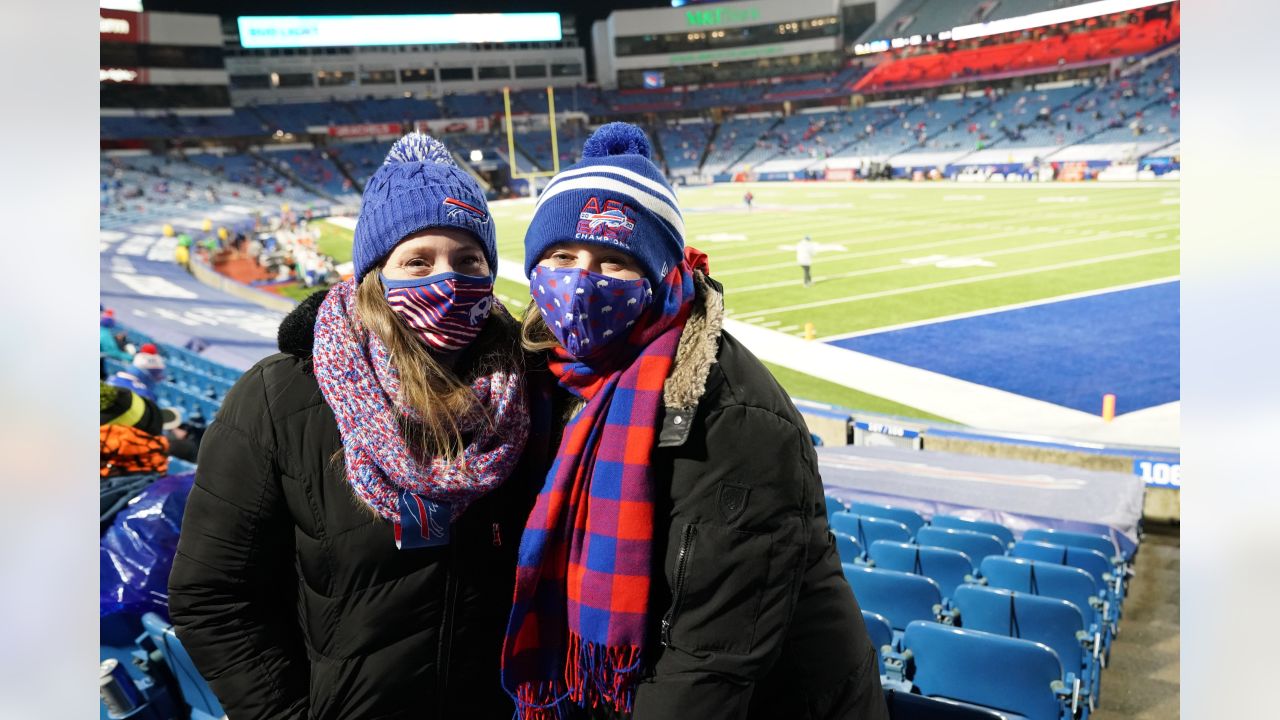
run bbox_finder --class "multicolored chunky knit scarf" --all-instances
[312,279,529,523]
[502,250,708,719]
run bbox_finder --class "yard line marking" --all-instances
[818,276,1181,341]
[730,245,1181,320]
[730,224,1180,293]
[759,320,782,328]
[709,210,1176,273]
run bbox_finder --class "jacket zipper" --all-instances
[660,524,698,647]
[436,536,460,717]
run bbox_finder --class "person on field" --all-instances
[169,132,553,720]
[797,235,817,288]
[503,123,887,720]
[743,189,754,211]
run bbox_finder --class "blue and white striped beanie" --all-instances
[523,122,684,286]
[353,132,496,282]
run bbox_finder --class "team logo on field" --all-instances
[576,197,636,245]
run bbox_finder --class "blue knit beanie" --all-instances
[523,122,684,285]
[352,132,496,281]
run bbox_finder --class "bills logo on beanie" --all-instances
[524,122,684,285]
[352,132,496,282]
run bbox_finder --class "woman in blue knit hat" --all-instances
[503,123,887,720]
[169,133,553,719]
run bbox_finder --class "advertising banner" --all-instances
[414,117,490,135]
[328,122,402,138]
[101,8,144,44]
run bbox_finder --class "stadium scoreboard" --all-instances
[236,14,564,49]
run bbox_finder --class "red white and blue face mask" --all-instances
[529,265,653,358]
[382,272,494,352]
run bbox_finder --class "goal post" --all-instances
[502,86,560,199]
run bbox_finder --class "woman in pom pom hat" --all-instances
[503,123,887,720]
[169,132,555,719]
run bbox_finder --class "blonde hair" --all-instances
[354,272,522,462]
[519,298,561,356]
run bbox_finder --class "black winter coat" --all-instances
[625,275,887,720]
[168,290,550,720]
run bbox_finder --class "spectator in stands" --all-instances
[797,234,817,287]
[169,132,553,720]
[105,344,165,403]
[99,309,131,363]
[508,123,887,720]
[100,382,172,528]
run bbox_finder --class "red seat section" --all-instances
[856,12,1179,94]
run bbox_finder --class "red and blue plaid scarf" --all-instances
[503,250,708,719]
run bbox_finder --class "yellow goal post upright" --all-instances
[502,86,560,199]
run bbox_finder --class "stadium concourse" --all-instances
[99,0,1180,718]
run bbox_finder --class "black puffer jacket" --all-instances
[628,275,887,719]
[168,290,551,720]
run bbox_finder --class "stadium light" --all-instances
[470,149,483,163]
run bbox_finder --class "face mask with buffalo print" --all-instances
[381,272,494,352]
[529,265,652,358]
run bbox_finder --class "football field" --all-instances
[488,182,1179,340]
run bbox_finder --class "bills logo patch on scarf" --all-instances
[576,197,636,246]
[394,490,451,549]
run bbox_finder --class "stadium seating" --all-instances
[139,613,225,720]
[916,526,1006,566]
[834,532,865,565]
[825,494,847,517]
[902,620,1079,720]
[1023,528,1120,564]
[856,14,1178,93]
[882,689,1012,720]
[931,515,1015,548]
[953,585,1099,711]
[862,610,894,675]
[979,555,1112,661]
[868,540,974,600]
[1011,541,1119,603]
[830,512,913,548]
[842,564,944,638]
[848,502,926,535]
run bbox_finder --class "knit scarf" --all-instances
[312,279,529,524]
[503,250,707,719]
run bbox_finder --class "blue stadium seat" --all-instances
[849,501,925,536]
[980,555,1111,662]
[830,512,913,549]
[883,689,1013,720]
[868,540,974,600]
[954,585,1099,711]
[931,515,1015,549]
[842,564,943,637]
[139,613,224,720]
[834,531,865,565]
[826,494,846,518]
[916,526,1006,566]
[903,620,1078,720]
[1023,528,1119,564]
[1011,540,1121,607]
[862,610,893,675]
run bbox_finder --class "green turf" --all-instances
[315,219,354,264]
[487,183,1179,338]
[762,361,955,423]
[275,283,330,303]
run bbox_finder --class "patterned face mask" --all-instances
[382,272,494,352]
[530,265,653,358]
